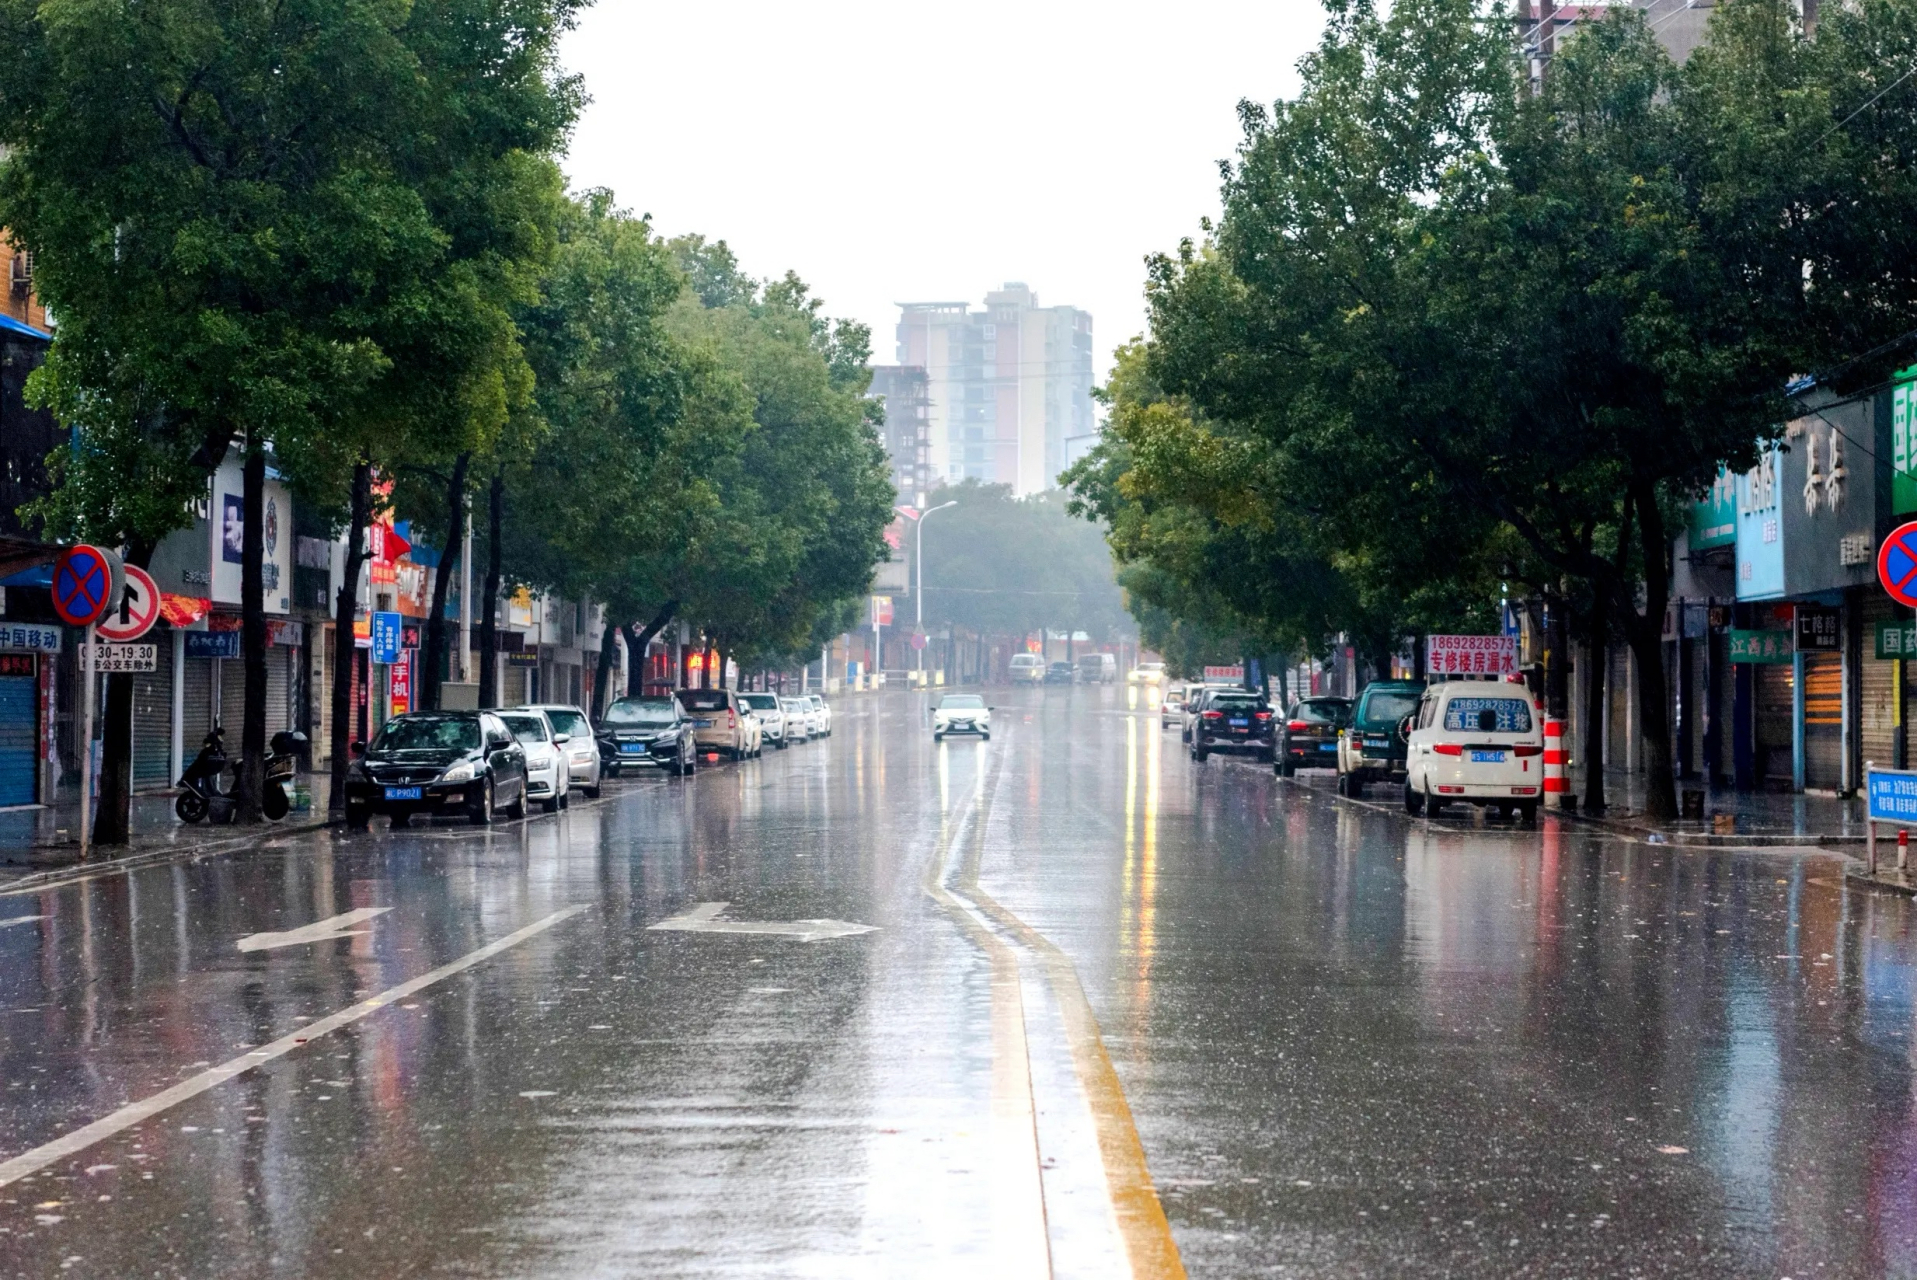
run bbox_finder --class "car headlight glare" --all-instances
[439,761,476,784]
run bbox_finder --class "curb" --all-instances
[0,814,338,895]
[1847,865,1917,896]
[1552,807,1868,849]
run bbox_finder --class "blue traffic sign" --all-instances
[52,545,114,627]
[370,611,403,665]
[1868,766,1917,823]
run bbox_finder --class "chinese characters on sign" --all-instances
[0,624,62,653]
[79,643,157,673]
[1729,629,1794,663]
[1796,605,1840,652]
[1874,621,1917,659]
[1425,634,1517,676]
[370,611,402,665]
[390,650,411,715]
[1868,767,1917,822]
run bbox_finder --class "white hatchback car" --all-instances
[740,692,787,747]
[780,696,813,742]
[516,704,601,797]
[497,708,570,813]
[1402,681,1544,822]
[807,694,832,737]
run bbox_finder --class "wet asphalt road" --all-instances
[1,686,1915,1277]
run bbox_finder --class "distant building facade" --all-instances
[894,283,1094,496]
[865,365,933,505]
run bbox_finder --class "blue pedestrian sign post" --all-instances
[370,611,403,666]
[1864,763,1917,875]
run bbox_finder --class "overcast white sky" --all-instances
[556,0,1325,384]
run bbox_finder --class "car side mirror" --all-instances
[553,733,570,745]
[350,740,365,756]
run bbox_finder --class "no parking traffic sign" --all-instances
[51,544,123,628]
[96,565,160,642]
[1881,522,1917,608]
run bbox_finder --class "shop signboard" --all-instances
[1875,621,1917,659]
[1691,469,1738,550]
[1894,365,1917,515]
[1734,447,1785,600]
[1867,766,1917,822]
[184,631,239,659]
[1729,628,1794,663]
[370,611,402,665]
[0,624,62,653]
[1796,604,1840,652]
[80,643,157,673]
[390,650,411,715]
[1425,634,1518,676]
[871,595,893,627]
[208,457,292,614]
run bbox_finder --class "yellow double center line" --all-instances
[924,731,1186,1280]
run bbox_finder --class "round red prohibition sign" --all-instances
[96,565,160,642]
[51,544,116,627]
[1882,521,1917,608]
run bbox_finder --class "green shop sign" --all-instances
[1690,470,1737,550]
[1877,621,1917,659]
[1895,365,1917,515]
[1729,629,1794,664]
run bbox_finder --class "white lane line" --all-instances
[0,904,591,1188]
[236,906,393,952]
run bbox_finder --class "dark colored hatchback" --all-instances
[1277,696,1353,775]
[343,711,529,829]
[596,697,697,777]
[1189,689,1276,762]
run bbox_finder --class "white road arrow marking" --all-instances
[648,901,877,943]
[237,907,392,953]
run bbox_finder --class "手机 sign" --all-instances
[1426,634,1517,676]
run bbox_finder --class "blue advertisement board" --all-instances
[1867,767,1917,823]
[370,611,403,665]
[183,631,239,660]
[1735,446,1785,600]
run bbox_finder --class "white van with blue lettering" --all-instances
[1402,679,1544,822]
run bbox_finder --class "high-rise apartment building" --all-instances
[894,283,1094,496]
[864,365,933,505]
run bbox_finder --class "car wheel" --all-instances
[1258,747,1276,764]
[469,779,493,826]
[543,792,561,813]
[1404,783,1425,816]
[506,787,527,821]
[1193,744,1209,762]
[981,732,991,741]
[1423,782,1442,816]
[934,731,943,742]
[1349,776,1366,798]
[1517,800,1539,824]
[776,738,787,749]
[1279,760,1295,777]
[585,782,602,799]
[346,804,370,831]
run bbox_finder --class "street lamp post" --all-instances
[915,500,958,683]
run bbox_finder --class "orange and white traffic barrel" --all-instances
[1544,718,1567,804]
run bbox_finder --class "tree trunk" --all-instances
[1625,482,1678,823]
[420,451,470,712]
[478,471,502,709]
[238,441,267,822]
[1545,585,1570,722]
[1582,604,1607,815]
[626,601,677,698]
[593,614,618,720]
[329,458,372,813]
[93,539,158,845]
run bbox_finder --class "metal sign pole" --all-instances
[79,622,95,863]
[1868,759,1877,875]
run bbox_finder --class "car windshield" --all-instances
[1209,694,1266,712]
[500,715,548,744]
[678,690,729,712]
[741,694,779,711]
[782,699,808,710]
[1293,699,1351,726]
[1139,663,1163,672]
[604,698,677,727]
[1357,688,1423,730]
[942,695,985,709]
[1443,696,1534,733]
[809,697,824,708]
[371,716,479,752]
[539,708,588,738]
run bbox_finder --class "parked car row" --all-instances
[343,690,834,829]
[1168,672,1545,823]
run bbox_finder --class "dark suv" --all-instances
[1189,689,1276,762]
[1277,696,1353,776]
[596,696,697,777]
[1337,680,1426,796]
[343,711,528,829]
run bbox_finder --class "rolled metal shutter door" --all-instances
[1862,593,1897,768]
[1756,663,1795,783]
[1802,651,1843,790]
[182,656,213,750]
[0,671,38,806]
[132,656,173,790]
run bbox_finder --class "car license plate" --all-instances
[1229,718,1248,727]
[620,743,647,755]
[694,718,712,728]
[1320,742,1337,750]
[383,786,422,801]
[1470,750,1506,763]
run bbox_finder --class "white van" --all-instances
[1076,652,1117,683]
[1010,653,1045,684]
[1402,680,1545,822]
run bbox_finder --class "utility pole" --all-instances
[914,500,957,683]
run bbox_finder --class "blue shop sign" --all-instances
[184,631,239,659]
[370,611,402,665]
[1734,446,1785,600]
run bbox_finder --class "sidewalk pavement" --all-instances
[0,772,335,889]
[1562,770,1868,845]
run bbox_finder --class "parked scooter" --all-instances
[176,726,309,823]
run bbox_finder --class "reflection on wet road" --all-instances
[1,686,1915,1276]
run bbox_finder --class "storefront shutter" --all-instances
[1803,651,1843,790]
[181,657,214,754]
[1862,591,1898,769]
[0,668,38,806]
[132,651,174,791]
[1756,662,1795,782]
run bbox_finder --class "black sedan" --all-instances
[343,711,529,829]
[596,696,697,777]
[1044,661,1076,685]
[1276,695,1353,776]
